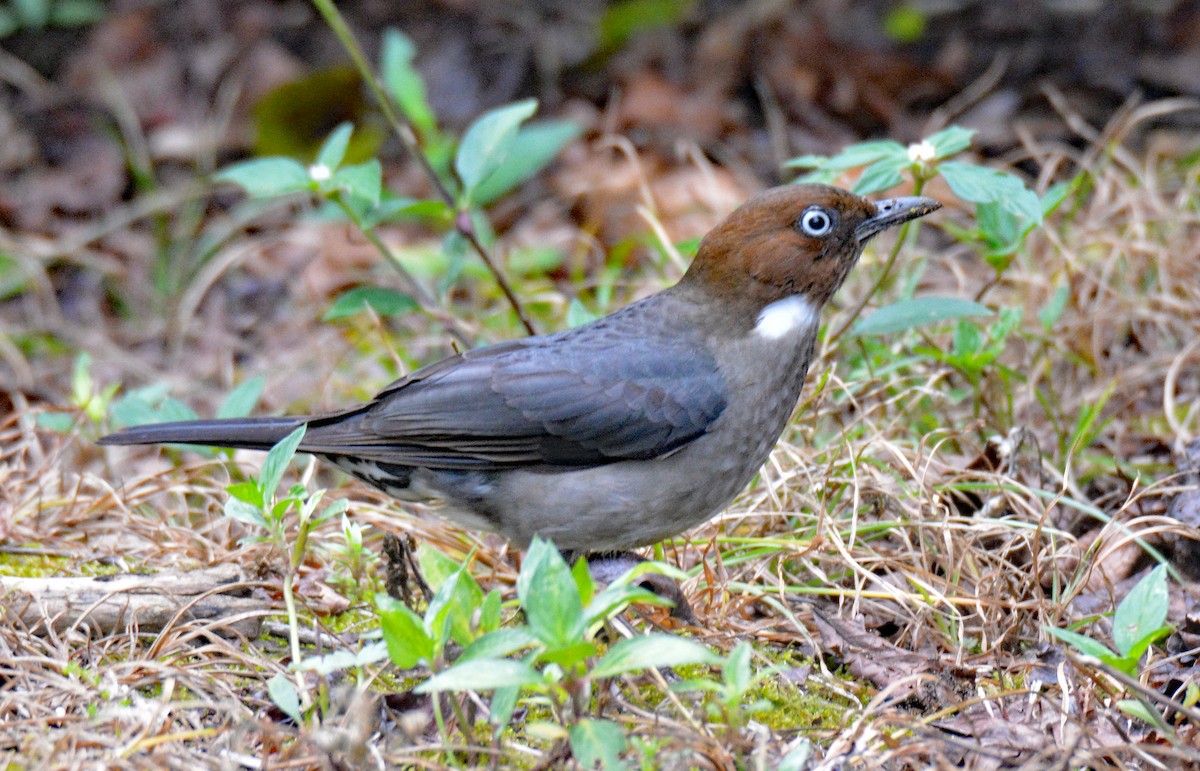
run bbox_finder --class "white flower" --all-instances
[907,140,936,164]
[308,163,332,182]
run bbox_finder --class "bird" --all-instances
[100,184,939,555]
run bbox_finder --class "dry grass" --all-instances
[3,106,1200,768]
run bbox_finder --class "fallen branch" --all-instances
[0,564,265,638]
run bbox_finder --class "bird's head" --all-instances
[681,184,940,320]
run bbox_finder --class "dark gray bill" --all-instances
[856,196,941,242]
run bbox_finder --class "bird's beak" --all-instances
[856,196,942,242]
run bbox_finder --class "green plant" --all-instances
[325,513,371,598]
[215,22,582,342]
[39,354,263,443]
[0,0,103,38]
[1044,565,1173,727]
[787,126,1066,341]
[670,642,775,744]
[914,306,1023,386]
[1045,564,1171,679]
[379,539,716,765]
[221,426,349,715]
[35,353,117,433]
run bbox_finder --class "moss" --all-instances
[0,550,128,578]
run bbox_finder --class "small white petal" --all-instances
[907,140,936,163]
[308,163,332,182]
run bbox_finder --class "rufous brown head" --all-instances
[682,184,940,316]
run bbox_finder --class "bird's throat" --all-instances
[753,295,819,340]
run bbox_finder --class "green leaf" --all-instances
[1039,284,1070,331]
[415,658,541,693]
[489,685,520,733]
[312,496,350,526]
[478,588,502,633]
[976,201,1021,253]
[328,159,382,206]
[883,5,926,43]
[939,161,1042,224]
[1068,380,1114,456]
[70,352,92,408]
[109,385,198,428]
[1117,698,1167,729]
[417,546,469,592]
[217,376,265,419]
[214,158,311,198]
[724,642,754,694]
[591,634,717,679]
[365,197,453,228]
[48,0,106,27]
[1112,565,1170,659]
[378,594,435,669]
[1041,179,1075,216]
[0,10,19,38]
[781,153,824,169]
[12,0,48,27]
[315,122,353,173]
[440,229,471,292]
[323,286,418,321]
[569,718,628,770]
[518,538,584,648]
[381,29,436,140]
[295,642,389,675]
[267,673,303,724]
[779,740,813,771]
[459,628,540,663]
[471,120,583,205]
[582,560,680,625]
[924,126,974,159]
[35,412,75,433]
[785,140,906,172]
[424,562,484,647]
[852,158,904,194]
[571,555,596,607]
[599,0,692,49]
[540,639,600,669]
[583,584,665,627]
[854,297,994,336]
[566,299,599,328]
[226,480,263,507]
[1043,626,1117,662]
[455,99,538,198]
[952,319,985,358]
[1122,624,1174,668]
[825,141,909,170]
[223,496,266,528]
[259,425,306,499]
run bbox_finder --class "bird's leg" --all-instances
[563,550,696,624]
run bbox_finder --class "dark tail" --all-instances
[98,416,307,451]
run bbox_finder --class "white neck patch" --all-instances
[754,295,818,340]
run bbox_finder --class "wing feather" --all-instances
[302,296,727,469]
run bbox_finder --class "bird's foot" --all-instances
[565,550,696,624]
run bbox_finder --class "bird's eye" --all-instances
[798,207,836,237]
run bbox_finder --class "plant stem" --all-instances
[281,571,304,672]
[828,177,929,345]
[335,197,474,347]
[309,0,537,336]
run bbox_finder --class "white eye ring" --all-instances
[799,207,835,237]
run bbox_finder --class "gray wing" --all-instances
[300,314,727,469]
